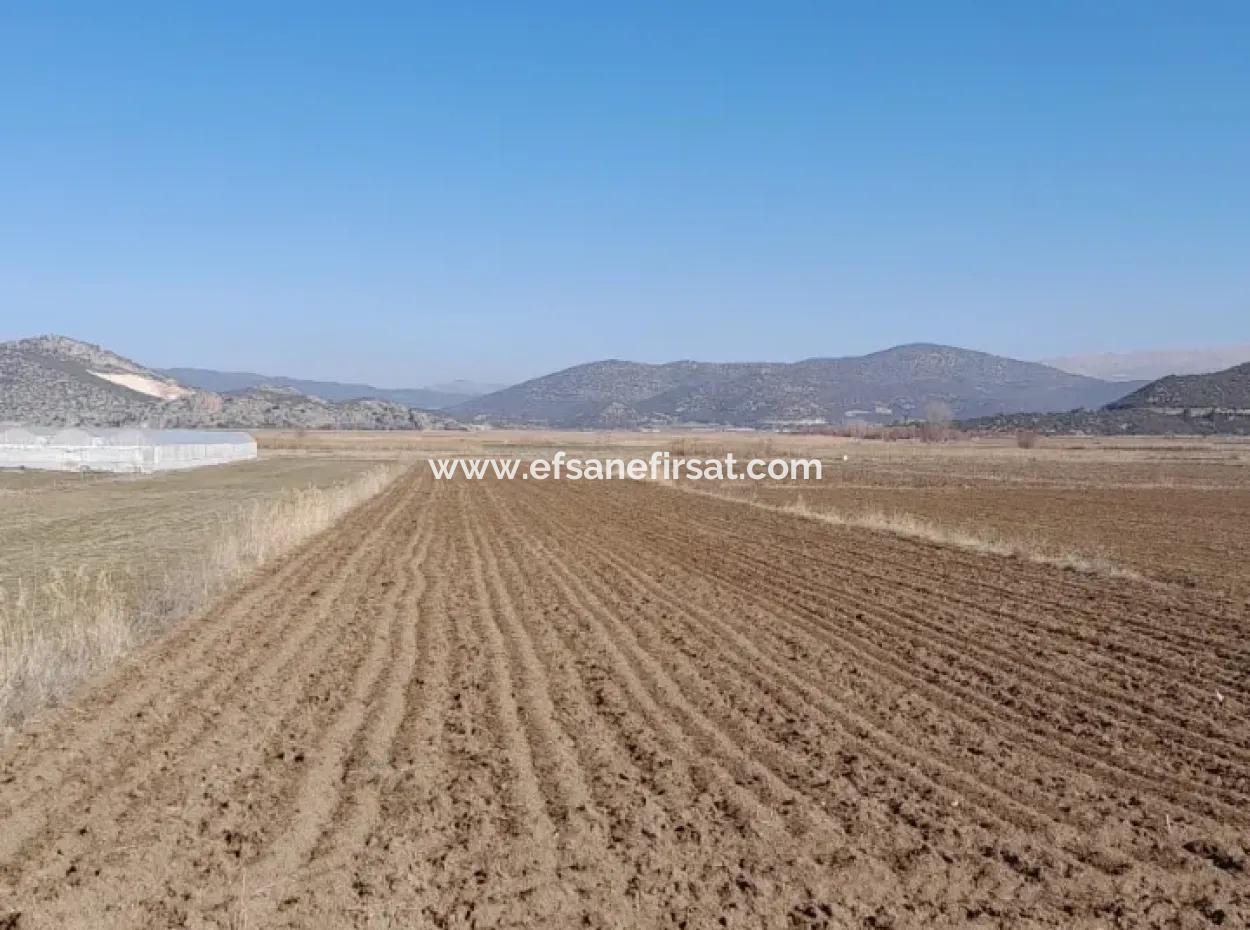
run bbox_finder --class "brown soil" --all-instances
[1,471,1247,928]
[733,482,1250,598]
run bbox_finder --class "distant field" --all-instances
[253,427,696,457]
[652,435,1250,598]
[0,456,386,594]
[259,430,1250,594]
[23,432,1245,600]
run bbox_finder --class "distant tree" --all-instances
[920,401,953,442]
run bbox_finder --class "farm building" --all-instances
[0,427,257,473]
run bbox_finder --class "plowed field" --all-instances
[1,470,1247,928]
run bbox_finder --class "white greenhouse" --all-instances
[0,427,257,474]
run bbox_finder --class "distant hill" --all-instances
[450,359,763,428]
[1043,345,1250,382]
[1107,361,1250,412]
[152,386,458,431]
[451,344,1142,429]
[1,335,459,430]
[964,361,1250,435]
[161,367,484,409]
[0,335,191,426]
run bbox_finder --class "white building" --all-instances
[0,427,257,474]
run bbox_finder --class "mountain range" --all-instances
[9,334,1250,434]
[450,344,1144,429]
[160,368,501,409]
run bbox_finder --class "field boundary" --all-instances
[651,478,1144,581]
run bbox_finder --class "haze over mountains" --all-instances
[161,368,498,410]
[1043,345,1250,382]
[451,344,1143,429]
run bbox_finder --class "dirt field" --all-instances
[682,437,1250,599]
[1,466,1246,928]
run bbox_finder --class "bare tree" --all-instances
[920,401,953,442]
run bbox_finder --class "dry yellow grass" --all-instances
[0,456,389,591]
[0,462,403,731]
[653,480,1142,581]
[782,495,1141,578]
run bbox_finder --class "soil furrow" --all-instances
[685,491,1249,659]
[502,486,1088,837]
[579,485,1250,816]
[505,484,1245,889]
[683,500,1250,704]
[2,470,1246,929]
[226,487,438,927]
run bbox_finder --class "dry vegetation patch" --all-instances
[0,459,403,729]
[783,495,1141,578]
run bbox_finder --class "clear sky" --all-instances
[2,2,1248,386]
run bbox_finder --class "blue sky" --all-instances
[2,2,1248,385]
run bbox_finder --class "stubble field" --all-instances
[0,435,1247,928]
[0,455,395,726]
[0,457,388,593]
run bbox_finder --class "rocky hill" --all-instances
[0,335,189,426]
[452,344,1141,428]
[1107,362,1250,412]
[152,387,454,430]
[1,335,458,430]
[963,361,1250,435]
[451,359,766,428]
